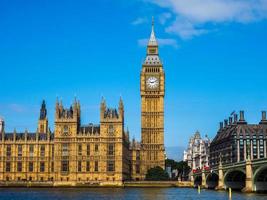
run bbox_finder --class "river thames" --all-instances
[0,188,266,200]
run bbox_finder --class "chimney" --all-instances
[234,114,238,124]
[237,110,247,124]
[240,111,245,121]
[229,117,233,125]
[219,122,223,130]
[260,111,267,124]
[224,119,228,128]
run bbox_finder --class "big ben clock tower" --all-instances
[140,19,165,178]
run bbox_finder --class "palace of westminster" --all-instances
[0,22,165,185]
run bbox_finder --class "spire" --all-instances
[148,16,158,46]
[100,96,106,111]
[119,96,124,109]
[39,100,47,120]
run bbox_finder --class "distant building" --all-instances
[210,111,267,168]
[183,131,211,171]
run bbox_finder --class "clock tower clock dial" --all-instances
[146,76,159,89]
[140,18,165,179]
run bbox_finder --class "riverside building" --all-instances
[0,21,166,185]
[183,131,211,172]
[210,111,267,168]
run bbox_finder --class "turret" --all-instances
[38,100,48,134]
[142,17,163,67]
[100,97,106,120]
[0,117,4,140]
[73,98,81,128]
[0,117,4,134]
[13,128,16,141]
[55,99,80,121]
[54,99,80,138]
[119,97,124,121]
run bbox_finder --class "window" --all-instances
[149,49,156,54]
[29,145,34,157]
[52,146,54,158]
[40,125,44,133]
[6,162,11,172]
[259,135,264,158]
[94,161,98,172]
[17,162,22,172]
[18,145,22,158]
[40,145,45,157]
[107,160,115,172]
[136,151,140,161]
[95,144,99,152]
[6,145,11,157]
[108,125,114,135]
[78,161,82,172]
[253,135,257,159]
[136,164,140,174]
[63,125,68,136]
[86,161,90,172]
[29,162,34,172]
[51,162,54,172]
[78,144,82,156]
[87,144,90,156]
[40,162,45,172]
[61,160,69,172]
[107,144,115,156]
[62,144,69,157]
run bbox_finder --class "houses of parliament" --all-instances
[0,21,165,186]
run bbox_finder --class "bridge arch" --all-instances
[194,175,202,187]
[224,169,246,190]
[253,165,267,192]
[206,172,219,189]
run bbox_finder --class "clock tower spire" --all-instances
[140,18,165,179]
[147,16,159,55]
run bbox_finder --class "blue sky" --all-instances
[0,0,267,148]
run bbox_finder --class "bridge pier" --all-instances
[217,163,224,190]
[190,174,194,186]
[201,171,206,188]
[242,158,253,192]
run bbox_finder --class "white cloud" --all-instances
[131,17,148,25]
[165,18,208,39]
[145,0,267,39]
[138,38,178,48]
[159,12,172,24]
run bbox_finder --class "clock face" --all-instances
[146,76,159,89]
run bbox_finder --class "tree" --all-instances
[165,159,191,180]
[145,166,170,181]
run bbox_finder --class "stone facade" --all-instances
[0,99,130,185]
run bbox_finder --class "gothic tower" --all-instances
[38,100,48,134]
[140,19,165,177]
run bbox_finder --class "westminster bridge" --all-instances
[192,157,267,192]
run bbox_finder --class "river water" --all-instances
[0,188,266,200]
